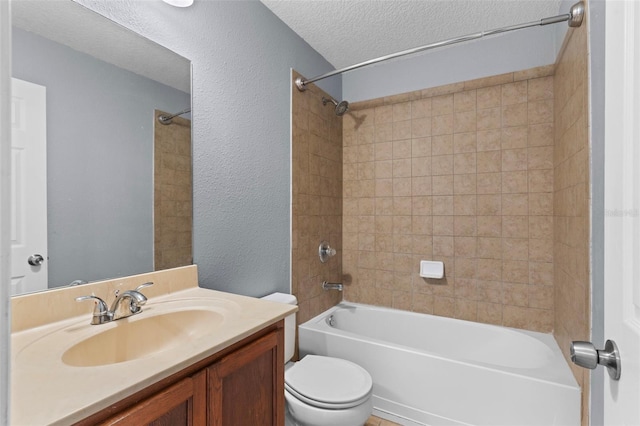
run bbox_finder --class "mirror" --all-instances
[10,0,192,295]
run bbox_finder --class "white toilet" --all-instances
[261,293,373,426]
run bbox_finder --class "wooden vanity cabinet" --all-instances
[100,373,207,426]
[208,327,283,425]
[79,322,284,426]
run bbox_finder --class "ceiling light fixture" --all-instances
[162,0,194,7]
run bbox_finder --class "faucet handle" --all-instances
[133,282,153,307]
[76,295,108,312]
[75,295,110,325]
[135,281,154,292]
[319,241,337,263]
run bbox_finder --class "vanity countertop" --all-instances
[10,271,296,426]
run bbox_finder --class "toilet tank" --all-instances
[260,292,297,363]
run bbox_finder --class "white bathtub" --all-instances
[298,302,580,426]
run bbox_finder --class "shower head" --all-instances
[158,107,191,125]
[322,97,349,116]
[335,100,349,116]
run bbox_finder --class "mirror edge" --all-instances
[1,0,12,423]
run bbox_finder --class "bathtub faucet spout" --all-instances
[322,281,343,291]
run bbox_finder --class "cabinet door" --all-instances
[100,371,206,426]
[208,330,284,426]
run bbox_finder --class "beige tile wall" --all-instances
[291,71,343,325]
[154,111,193,271]
[342,66,556,332]
[553,14,591,425]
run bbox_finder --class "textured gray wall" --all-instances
[12,27,190,288]
[343,25,558,102]
[75,0,340,297]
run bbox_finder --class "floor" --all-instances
[366,415,402,426]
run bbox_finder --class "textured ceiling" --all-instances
[261,0,563,70]
[12,0,191,93]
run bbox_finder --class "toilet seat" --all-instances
[285,355,373,410]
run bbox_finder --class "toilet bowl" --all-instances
[285,355,373,426]
[261,293,373,426]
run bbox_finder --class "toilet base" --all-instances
[285,389,373,426]
[285,409,296,426]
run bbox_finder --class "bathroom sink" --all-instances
[62,309,224,367]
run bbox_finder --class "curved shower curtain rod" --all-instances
[295,1,585,92]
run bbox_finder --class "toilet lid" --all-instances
[285,355,373,409]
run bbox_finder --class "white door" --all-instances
[603,1,640,424]
[10,78,47,295]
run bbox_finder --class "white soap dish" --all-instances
[420,260,444,279]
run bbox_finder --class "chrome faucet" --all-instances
[76,282,154,325]
[110,288,148,321]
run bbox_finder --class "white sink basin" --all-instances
[62,309,224,367]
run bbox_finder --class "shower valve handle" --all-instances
[318,241,336,263]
